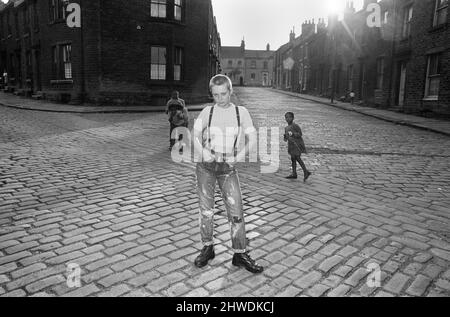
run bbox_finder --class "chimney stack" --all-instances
[289,27,296,42]
[302,19,316,37]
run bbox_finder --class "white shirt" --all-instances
[194,103,255,154]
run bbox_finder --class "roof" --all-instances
[245,50,274,59]
[0,0,24,12]
[221,46,244,59]
[276,42,292,54]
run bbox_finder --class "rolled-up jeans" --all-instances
[196,161,247,253]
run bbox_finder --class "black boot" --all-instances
[304,171,312,182]
[194,245,215,268]
[285,174,298,179]
[232,252,263,274]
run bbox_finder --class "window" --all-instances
[33,0,39,29]
[14,13,19,36]
[10,53,16,78]
[251,60,256,69]
[26,51,32,79]
[151,46,166,80]
[433,0,448,26]
[62,44,72,79]
[151,0,167,18]
[228,60,232,67]
[24,5,31,34]
[51,44,72,80]
[49,0,66,22]
[303,67,308,90]
[383,11,389,24]
[7,12,11,36]
[174,47,183,81]
[174,0,183,21]
[425,54,441,98]
[263,61,268,69]
[402,6,413,38]
[52,46,57,78]
[376,58,385,89]
[16,53,21,83]
[238,60,242,66]
[251,73,256,80]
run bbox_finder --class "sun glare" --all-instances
[325,0,346,15]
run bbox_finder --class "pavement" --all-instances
[0,87,449,297]
[0,92,207,113]
[1,89,449,137]
[271,89,450,137]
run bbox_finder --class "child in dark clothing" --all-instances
[284,112,311,182]
[166,91,189,150]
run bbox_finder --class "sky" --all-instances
[212,0,364,51]
[0,0,365,51]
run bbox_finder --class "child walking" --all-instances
[284,112,312,182]
[166,91,189,150]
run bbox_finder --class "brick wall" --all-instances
[0,0,219,106]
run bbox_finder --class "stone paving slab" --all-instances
[0,87,449,297]
[0,92,206,113]
[271,89,450,137]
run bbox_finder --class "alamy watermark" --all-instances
[366,263,382,288]
[67,263,82,288]
[170,126,280,174]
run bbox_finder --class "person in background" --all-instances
[284,112,312,182]
[166,91,189,150]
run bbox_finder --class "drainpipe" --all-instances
[387,0,397,107]
[80,0,86,103]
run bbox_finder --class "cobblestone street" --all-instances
[1,87,450,297]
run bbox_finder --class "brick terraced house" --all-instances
[0,0,221,106]
[221,39,274,87]
[274,0,450,116]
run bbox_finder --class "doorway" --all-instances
[397,61,407,107]
[262,72,268,86]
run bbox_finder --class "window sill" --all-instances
[148,17,186,26]
[48,19,66,26]
[399,37,411,43]
[423,96,438,101]
[50,79,74,84]
[429,23,447,33]
[149,80,186,86]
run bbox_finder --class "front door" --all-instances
[262,72,268,86]
[398,61,407,107]
[360,62,366,100]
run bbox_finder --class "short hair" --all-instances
[285,112,294,118]
[171,90,179,98]
[209,74,232,92]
